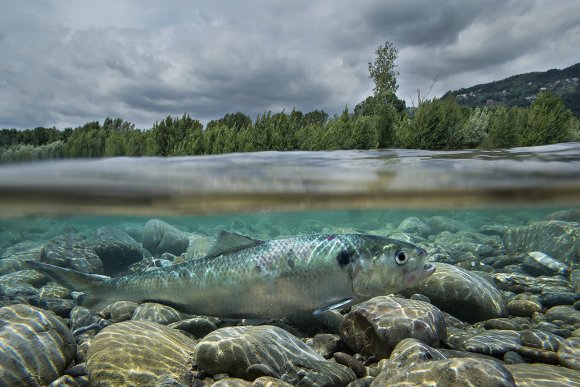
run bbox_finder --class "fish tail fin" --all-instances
[26,261,115,310]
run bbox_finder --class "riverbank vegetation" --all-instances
[2,43,579,162]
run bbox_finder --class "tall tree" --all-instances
[368,41,400,102]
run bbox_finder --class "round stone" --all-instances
[86,320,196,386]
[507,299,543,317]
[132,302,183,325]
[507,363,580,386]
[194,325,355,386]
[558,337,580,370]
[340,296,446,359]
[401,263,507,323]
[374,357,516,386]
[546,306,580,325]
[0,304,76,385]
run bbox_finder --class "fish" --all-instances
[27,231,435,318]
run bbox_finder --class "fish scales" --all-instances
[27,232,435,318]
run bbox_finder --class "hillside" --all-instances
[443,63,580,116]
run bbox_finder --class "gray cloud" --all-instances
[1,0,579,129]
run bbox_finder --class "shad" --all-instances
[29,231,435,318]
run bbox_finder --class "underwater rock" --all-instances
[431,231,503,262]
[340,296,446,359]
[70,306,110,336]
[0,242,44,275]
[387,338,447,366]
[540,291,578,308]
[333,352,366,378]
[426,216,467,234]
[252,376,294,387]
[504,221,579,267]
[396,217,431,237]
[372,357,516,387]
[86,320,196,386]
[142,219,189,256]
[310,333,342,359]
[131,302,183,325]
[41,234,104,274]
[484,318,526,331]
[520,329,563,351]
[546,209,580,223]
[194,325,356,386]
[100,300,139,322]
[507,299,543,317]
[545,305,580,325]
[479,224,508,237]
[212,379,252,386]
[28,296,74,318]
[0,304,76,386]
[494,272,573,294]
[558,337,580,370]
[169,317,218,339]
[463,330,522,356]
[284,309,345,336]
[506,362,580,386]
[0,282,37,306]
[401,263,507,323]
[0,269,47,288]
[91,226,142,275]
[38,281,71,299]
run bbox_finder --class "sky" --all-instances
[1,0,579,129]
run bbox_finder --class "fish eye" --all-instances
[394,250,407,265]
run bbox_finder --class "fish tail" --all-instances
[26,261,115,310]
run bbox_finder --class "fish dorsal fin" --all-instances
[205,231,263,258]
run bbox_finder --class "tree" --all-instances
[368,41,400,103]
[520,92,572,146]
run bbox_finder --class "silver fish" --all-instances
[527,251,570,276]
[28,231,435,318]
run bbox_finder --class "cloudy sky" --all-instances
[1,1,579,129]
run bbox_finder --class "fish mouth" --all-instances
[404,263,436,288]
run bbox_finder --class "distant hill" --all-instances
[443,63,580,116]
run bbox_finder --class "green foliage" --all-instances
[1,141,64,163]
[460,107,490,148]
[403,97,466,150]
[519,92,573,146]
[482,107,519,149]
[368,41,399,101]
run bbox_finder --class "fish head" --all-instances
[351,236,435,297]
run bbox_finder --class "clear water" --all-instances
[0,143,579,385]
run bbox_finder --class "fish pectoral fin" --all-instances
[205,230,264,258]
[312,298,353,316]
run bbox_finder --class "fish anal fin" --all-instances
[312,298,352,316]
[205,231,263,258]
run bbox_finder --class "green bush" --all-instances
[519,92,573,146]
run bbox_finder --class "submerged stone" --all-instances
[91,226,142,275]
[372,357,516,387]
[558,337,580,370]
[401,262,507,323]
[41,234,104,274]
[504,221,579,267]
[463,330,522,356]
[194,325,355,386]
[0,304,76,386]
[142,219,189,256]
[86,320,196,386]
[340,296,446,359]
[131,302,184,325]
[507,362,580,386]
